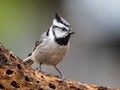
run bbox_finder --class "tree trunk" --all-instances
[0,43,119,90]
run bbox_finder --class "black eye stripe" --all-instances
[52,25,61,29]
[62,27,67,31]
[53,25,68,31]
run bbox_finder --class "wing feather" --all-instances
[27,31,47,57]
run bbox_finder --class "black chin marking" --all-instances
[52,29,71,45]
[55,34,71,45]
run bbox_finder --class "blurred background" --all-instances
[0,0,120,88]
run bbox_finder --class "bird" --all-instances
[24,13,74,80]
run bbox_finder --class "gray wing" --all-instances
[28,32,47,57]
[27,40,42,56]
[32,40,42,51]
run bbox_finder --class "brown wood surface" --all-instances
[0,43,119,90]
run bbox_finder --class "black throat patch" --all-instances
[54,34,71,45]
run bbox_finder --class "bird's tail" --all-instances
[24,57,34,66]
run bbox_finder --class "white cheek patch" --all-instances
[56,30,64,37]
[55,29,68,38]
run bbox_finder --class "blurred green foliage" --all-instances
[0,0,61,58]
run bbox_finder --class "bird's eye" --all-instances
[62,28,67,31]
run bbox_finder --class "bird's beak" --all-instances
[69,28,75,34]
[69,32,75,35]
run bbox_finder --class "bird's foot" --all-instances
[57,74,66,82]
[36,68,42,72]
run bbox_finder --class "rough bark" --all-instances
[0,43,119,90]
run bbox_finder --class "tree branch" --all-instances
[0,43,119,90]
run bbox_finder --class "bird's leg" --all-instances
[36,63,42,72]
[54,66,65,81]
[38,63,42,71]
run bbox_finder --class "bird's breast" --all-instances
[32,41,70,66]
